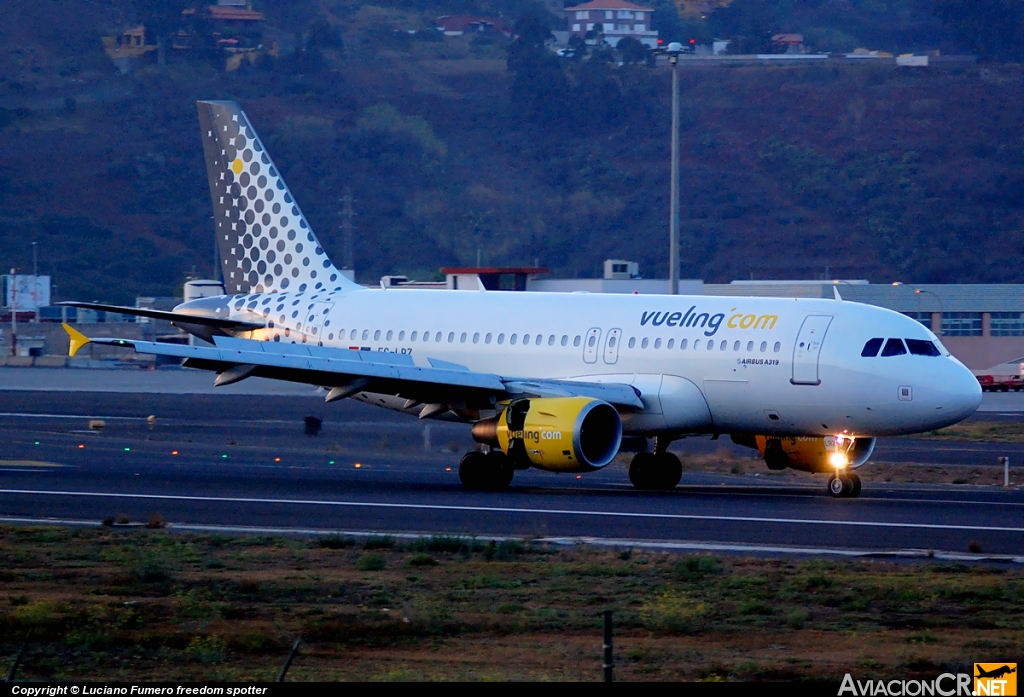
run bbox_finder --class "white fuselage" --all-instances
[193,288,982,438]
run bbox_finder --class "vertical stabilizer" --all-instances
[196,100,358,294]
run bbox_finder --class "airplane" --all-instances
[59,100,983,498]
[976,666,1016,680]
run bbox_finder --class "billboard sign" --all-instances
[3,275,51,311]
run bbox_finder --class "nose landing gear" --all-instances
[827,471,861,498]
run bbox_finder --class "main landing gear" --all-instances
[459,450,514,491]
[629,437,682,490]
[828,471,862,498]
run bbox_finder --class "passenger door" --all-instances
[603,328,622,365]
[791,314,833,385]
[583,327,602,364]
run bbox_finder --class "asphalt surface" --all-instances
[1,384,1023,560]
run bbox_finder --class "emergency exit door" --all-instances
[791,314,833,385]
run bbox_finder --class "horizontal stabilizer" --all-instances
[56,302,265,330]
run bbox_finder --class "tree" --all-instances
[616,36,649,64]
[508,4,570,125]
[933,0,1024,61]
[707,0,776,54]
[136,0,192,67]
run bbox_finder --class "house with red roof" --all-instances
[565,0,658,47]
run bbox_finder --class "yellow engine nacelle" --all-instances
[471,397,622,472]
[732,434,876,473]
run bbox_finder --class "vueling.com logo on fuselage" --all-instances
[640,306,778,337]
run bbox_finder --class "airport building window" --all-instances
[942,312,982,336]
[485,333,493,344]
[460,332,467,343]
[574,336,581,347]
[654,338,662,349]
[628,337,636,349]
[667,339,674,349]
[498,333,505,344]
[410,331,418,341]
[903,311,932,328]
[991,312,1024,336]
[760,341,767,352]
[881,338,907,357]
[386,330,393,341]
[511,334,518,345]
[473,332,480,344]
[680,339,687,350]
[861,338,883,357]
[641,338,649,349]
[561,335,568,346]
[374,330,381,341]
[773,342,781,352]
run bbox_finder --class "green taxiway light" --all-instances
[124,447,130,452]
[222,454,227,458]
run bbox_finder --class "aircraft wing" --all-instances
[68,331,644,410]
[56,302,265,331]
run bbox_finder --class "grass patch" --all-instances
[1,526,1022,680]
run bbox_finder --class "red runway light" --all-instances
[78,444,84,449]
[171,450,178,456]
[275,457,281,462]
[446,467,452,472]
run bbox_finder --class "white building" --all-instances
[565,0,658,48]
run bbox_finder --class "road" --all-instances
[0,384,1022,560]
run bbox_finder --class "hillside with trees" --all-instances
[0,0,1022,302]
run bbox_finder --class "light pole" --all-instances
[9,267,16,357]
[914,288,944,335]
[666,41,683,294]
[655,41,686,294]
[31,241,38,323]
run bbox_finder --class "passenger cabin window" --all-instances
[679,339,687,349]
[386,330,393,341]
[905,338,941,356]
[881,338,907,357]
[548,335,555,346]
[628,337,636,349]
[861,338,884,357]
[362,330,369,340]
[473,332,480,344]
[641,338,649,349]
[510,334,518,345]
[561,335,568,346]
[654,338,662,349]
[398,331,405,341]
[498,333,505,344]
[410,331,418,341]
[486,333,493,344]
[460,332,467,343]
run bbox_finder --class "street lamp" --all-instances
[657,41,686,295]
[914,288,944,335]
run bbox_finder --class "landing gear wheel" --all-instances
[828,473,855,498]
[458,451,513,491]
[849,472,862,498]
[629,452,682,490]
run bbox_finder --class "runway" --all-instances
[1,383,1023,560]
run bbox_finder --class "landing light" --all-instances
[829,452,848,469]
[354,463,362,469]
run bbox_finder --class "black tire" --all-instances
[653,452,683,490]
[459,451,489,491]
[828,473,852,498]
[849,472,862,498]
[629,452,657,489]
[485,451,514,490]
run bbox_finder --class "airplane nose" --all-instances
[946,360,982,420]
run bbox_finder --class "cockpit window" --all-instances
[880,338,907,357]
[905,339,941,356]
[861,338,884,357]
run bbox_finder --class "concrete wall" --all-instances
[0,322,170,362]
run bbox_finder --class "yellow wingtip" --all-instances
[62,323,90,357]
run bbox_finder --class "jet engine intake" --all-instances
[731,434,876,473]
[472,397,622,472]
